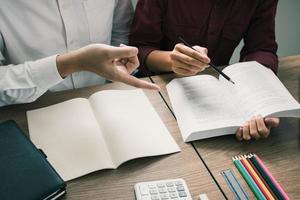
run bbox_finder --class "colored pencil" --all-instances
[246,155,278,200]
[249,154,284,200]
[240,155,275,200]
[251,153,290,200]
[232,156,266,200]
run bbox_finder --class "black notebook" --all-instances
[0,120,66,200]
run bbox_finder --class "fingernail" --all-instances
[264,118,272,123]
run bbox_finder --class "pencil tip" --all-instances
[230,80,235,84]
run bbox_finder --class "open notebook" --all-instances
[167,61,300,142]
[27,89,180,181]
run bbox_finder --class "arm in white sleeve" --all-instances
[111,0,134,46]
[0,34,63,107]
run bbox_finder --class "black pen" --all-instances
[178,36,235,84]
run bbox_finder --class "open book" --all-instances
[167,61,300,142]
[27,89,180,181]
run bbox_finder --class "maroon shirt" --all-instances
[130,0,278,75]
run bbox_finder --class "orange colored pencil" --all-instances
[246,155,278,200]
[240,155,275,200]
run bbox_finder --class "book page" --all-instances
[27,98,113,181]
[166,75,243,142]
[220,61,300,121]
[88,89,180,167]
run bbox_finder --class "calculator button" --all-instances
[168,187,176,192]
[151,195,160,200]
[160,194,169,199]
[150,189,158,195]
[169,193,178,198]
[178,191,187,197]
[158,187,167,193]
[135,179,191,200]
[166,182,174,187]
[157,183,165,188]
[148,183,156,189]
[175,181,183,186]
[176,185,185,191]
[139,185,149,195]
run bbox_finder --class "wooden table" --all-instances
[0,80,224,199]
[151,55,300,199]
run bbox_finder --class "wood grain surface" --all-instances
[0,79,224,199]
[151,55,300,199]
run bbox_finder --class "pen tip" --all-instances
[230,80,235,84]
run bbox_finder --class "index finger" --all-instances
[264,118,280,128]
[175,43,210,64]
[118,74,160,90]
[256,116,270,138]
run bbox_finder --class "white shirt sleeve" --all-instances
[0,33,63,107]
[111,0,134,46]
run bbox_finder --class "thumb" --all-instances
[108,46,138,59]
[118,74,160,90]
[264,117,280,128]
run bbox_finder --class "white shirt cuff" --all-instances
[27,55,63,89]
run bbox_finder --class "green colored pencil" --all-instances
[233,156,266,200]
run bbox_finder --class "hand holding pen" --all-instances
[175,36,235,84]
[170,40,211,76]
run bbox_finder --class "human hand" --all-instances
[57,44,160,90]
[170,43,211,75]
[236,115,280,141]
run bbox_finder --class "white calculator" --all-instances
[134,179,192,200]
